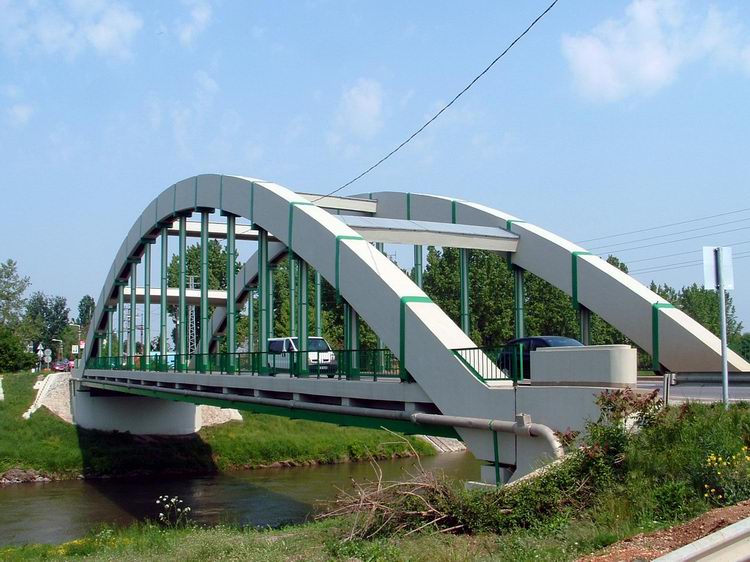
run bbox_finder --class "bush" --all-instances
[0,325,35,372]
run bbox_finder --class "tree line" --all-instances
[0,259,94,372]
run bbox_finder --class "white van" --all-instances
[266,336,338,376]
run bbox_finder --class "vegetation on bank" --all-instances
[3,393,750,561]
[0,371,432,480]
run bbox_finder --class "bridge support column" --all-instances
[460,248,470,336]
[257,228,270,372]
[314,270,322,337]
[72,381,200,435]
[116,280,126,366]
[268,265,275,339]
[513,265,525,339]
[160,225,168,365]
[579,306,591,345]
[225,212,237,371]
[143,243,151,370]
[178,215,188,371]
[289,253,297,337]
[128,258,138,369]
[298,260,309,376]
[413,245,423,288]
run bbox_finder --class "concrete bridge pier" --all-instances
[71,379,201,435]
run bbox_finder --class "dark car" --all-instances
[497,336,583,380]
[52,360,70,372]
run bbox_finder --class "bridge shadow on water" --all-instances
[74,426,316,529]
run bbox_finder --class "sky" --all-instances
[1,0,750,329]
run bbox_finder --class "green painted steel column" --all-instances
[225,213,237,371]
[298,259,309,376]
[459,248,470,335]
[143,243,152,369]
[257,228,269,371]
[314,271,322,337]
[343,303,360,379]
[513,265,525,339]
[413,245,423,288]
[375,243,385,357]
[178,215,188,371]
[128,259,138,369]
[199,211,210,371]
[160,226,168,363]
[579,307,591,345]
[117,282,125,365]
[106,306,114,361]
[289,253,297,337]
[268,265,275,339]
[248,289,255,353]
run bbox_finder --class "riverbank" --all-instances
[0,371,433,482]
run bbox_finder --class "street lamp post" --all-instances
[51,338,63,362]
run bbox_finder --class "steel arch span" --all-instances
[77,174,750,484]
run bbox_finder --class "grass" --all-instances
[0,371,433,479]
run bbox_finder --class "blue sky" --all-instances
[2,0,750,328]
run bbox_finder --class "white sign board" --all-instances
[72,344,79,355]
[703,247,734,291]
[43,356,51,364]
[44,348,52,357]
[36,343,44,352]
[79,340,86,349]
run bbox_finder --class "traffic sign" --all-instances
[37,350,44,359]
[72,344,79,355]
[43,356,51,364]
[36,343,44,352]
[79,340,86,349]
[44,348,52,357]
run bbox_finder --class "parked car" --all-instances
[497,336,583,379]
[68,359,76,370]
[52,359,70,372]
[267,336,337,376]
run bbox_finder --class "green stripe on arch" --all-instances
[335,235,364,295]
[571,251,592,310]
[399,295,432,381]
[652,302,676,371]
[287,201,314,252]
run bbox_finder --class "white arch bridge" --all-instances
[73,174,750,484]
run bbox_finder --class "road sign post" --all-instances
[703,246,734,410]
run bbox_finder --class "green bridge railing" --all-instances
[451,343,526,384]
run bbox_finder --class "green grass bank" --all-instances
[3,391,749,561]
[0,371,433,480]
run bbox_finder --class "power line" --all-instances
[588,216,750,251]
[630,251,750,275]
[623,239,750,264]
[579,206,750,244]
[313,0,560,202]
[595,225,750,255]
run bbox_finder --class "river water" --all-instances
[0,452,480,546]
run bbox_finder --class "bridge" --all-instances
[72,174,750,484]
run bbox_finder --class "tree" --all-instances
[0,325,35,372]
[0,259,31,327]
[23,292,70,358]
[77,295,95,329]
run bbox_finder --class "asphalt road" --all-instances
[638,379,750,403]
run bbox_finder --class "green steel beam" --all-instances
[268,265,274,339]
[314,270,322,337]
[200,211,210,367]
[225,213,237,370]
[143,243,151,368]
[128,260,137,366]
[257,228,269,362]
[248,288,255,353]
[579,306,591,345]
[106,307,113,359]
[117,283,125,362]
[459,248,470,335]
[178,215,188,370]
[298,259,309,376]
[160,226,168,358]
[289,253,297,337]
[513,265,525,339]
[413,245,423,288]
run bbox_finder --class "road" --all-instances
[637,378,750,403]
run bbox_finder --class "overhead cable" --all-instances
[313,0,560,202]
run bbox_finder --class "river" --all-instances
[0,452,481,546]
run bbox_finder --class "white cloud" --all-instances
[176,0,212,47]
[562,0,750,102]
[336,78,384,139]
[7,103,34,126]
[0,0,142,60]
